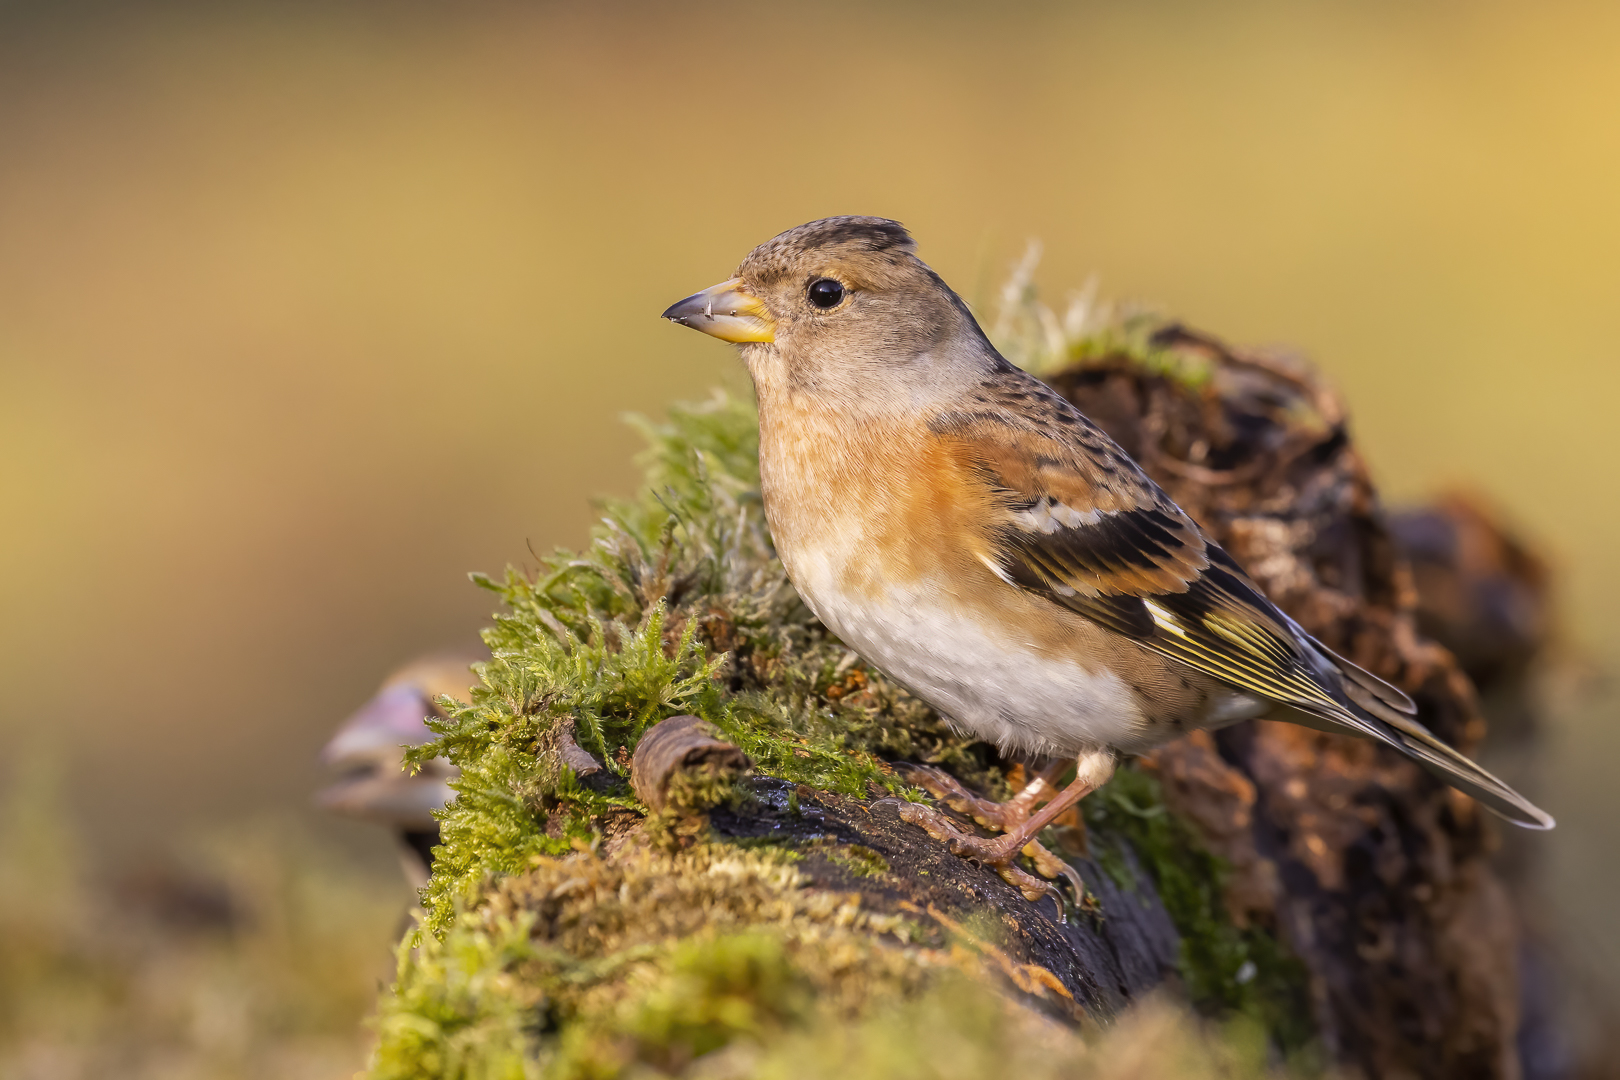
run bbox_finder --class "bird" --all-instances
[317,651,480,887]
[661,216,1553,900]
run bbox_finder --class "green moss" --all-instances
[1064,313,1214,390]
[819,843,891,879]
[370,910,543,1080]
[621,931,811,1068]
[370,840,1296,1079]
[737,979,1281,1080]
[987,254,1212,391]
[1084,766,1314,1053]
[371,843,933,1079]
[374,889,1286,1080]
[404,394,999,936]
[659,764,752,818]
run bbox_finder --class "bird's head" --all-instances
[662,216,1005,409]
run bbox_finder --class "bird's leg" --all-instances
[897,760,1076,896]
[897,749,1115,902]
[900,759,1067,831]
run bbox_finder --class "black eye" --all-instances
[807,278,845,309]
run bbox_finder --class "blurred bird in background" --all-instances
[318,651,481,886]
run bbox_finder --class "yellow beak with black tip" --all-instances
[661,278,775,343]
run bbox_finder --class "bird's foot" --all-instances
[900,764,1023,829]
[898,760,1065,832]
[894,799,1083,904]
[893,750,1116,910]
[892,797,972,845]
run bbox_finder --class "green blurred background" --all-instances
[2,0,1617,1073]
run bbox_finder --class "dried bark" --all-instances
[1045,326,1533,1079]
[630,715,753,813]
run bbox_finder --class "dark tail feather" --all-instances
[1302,654,1554,830]
[1282,641,1553,828]
[1381,713,1555,829]
[1298,699,1555,829]
[1322,644,1418,716]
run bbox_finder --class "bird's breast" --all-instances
[755,402,989,597]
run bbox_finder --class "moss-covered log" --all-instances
[366,310,1537,1079]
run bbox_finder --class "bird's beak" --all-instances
[661,278,775,343]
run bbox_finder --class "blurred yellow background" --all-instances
[2,0,1617,1070]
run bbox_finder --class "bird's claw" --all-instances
[895,799,971,843]
[1022,836,1072,880]
[896,782,1089,916]
[898,763,1014,828]
[996,861,1055,903]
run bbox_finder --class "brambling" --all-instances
[318,651,479,885]
[662,217,1552,899]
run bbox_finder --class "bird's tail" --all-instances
[1303,646,1555,830]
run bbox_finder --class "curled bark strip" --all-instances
[630,715,751,813]
[557,722,607,783]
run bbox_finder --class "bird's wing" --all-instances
[931,385,1555,829]
[931,393,1413,730]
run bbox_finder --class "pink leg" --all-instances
[901,759,1068,830]
[897,749,1116,902]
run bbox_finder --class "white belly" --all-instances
[786,548,1151,757]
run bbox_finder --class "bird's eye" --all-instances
[807,278,845,309]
